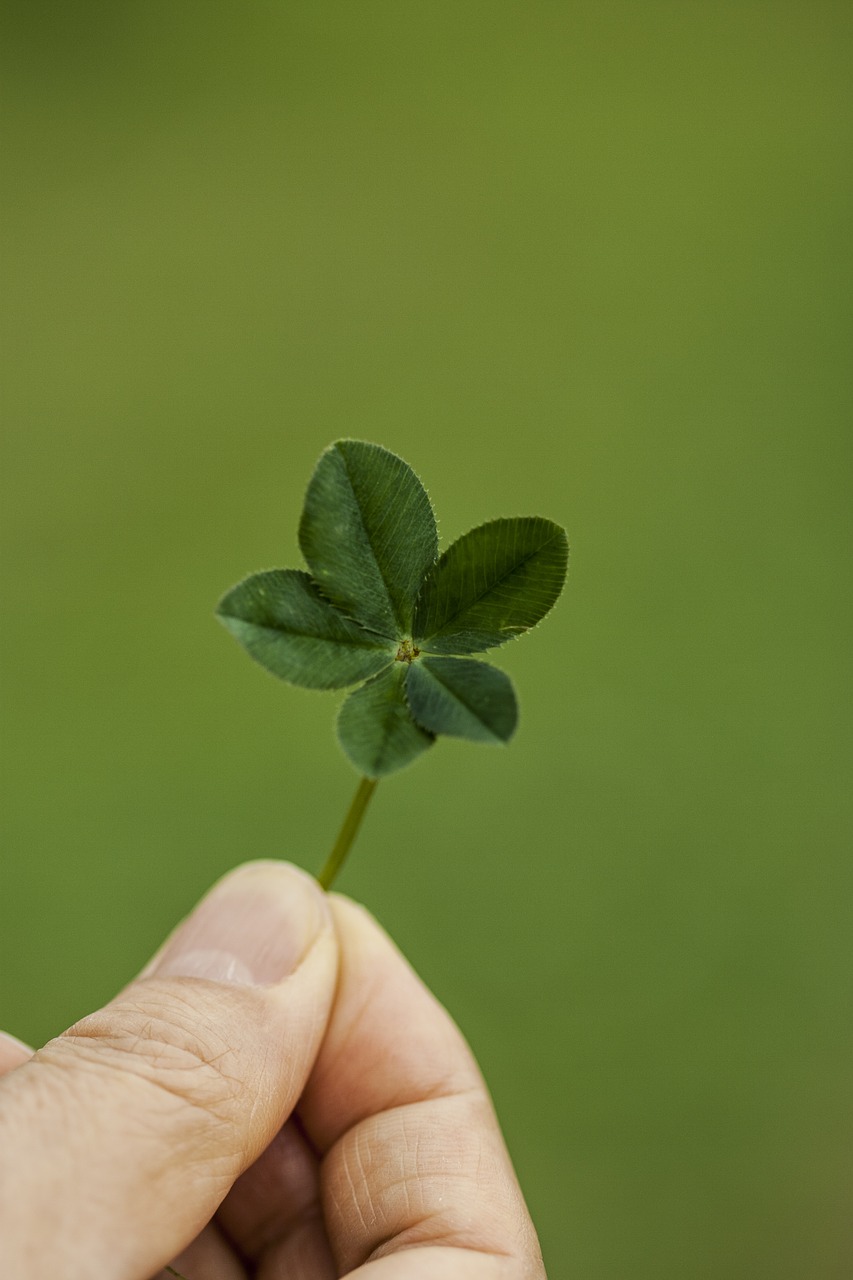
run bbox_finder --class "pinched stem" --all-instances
[317,776,379,890]
[165,1268,189,1279]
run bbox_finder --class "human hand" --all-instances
[0,861,546,1278]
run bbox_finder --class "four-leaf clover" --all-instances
[216,440,568,778]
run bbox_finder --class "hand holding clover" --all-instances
[0,441,563,1280]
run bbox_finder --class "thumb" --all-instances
[0,861,337,1280]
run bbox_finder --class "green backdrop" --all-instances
[1,4,851,1276]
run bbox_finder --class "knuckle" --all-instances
[59,987,249,1126]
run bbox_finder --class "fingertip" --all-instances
[140,860,334,986]
[0,1030,34,1075]
[300,895,485,1157]
[326,894,412,970]
[215,858,328,898]
[325,893,383,944]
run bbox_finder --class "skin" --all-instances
[0,861,546,1279]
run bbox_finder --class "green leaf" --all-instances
[216,569,395,689]
[337,663,434,777]
[412,516,568,653]
[299,440,438,639]
[406,656,518,743]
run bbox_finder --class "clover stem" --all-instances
[165,1268,190,1279]
[317,776,379,890]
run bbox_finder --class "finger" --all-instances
[0,861,339,1280]
[0,1031,33,1076]
[217,1119,336,1279]
[298,898,545,1279]
[156,1220,246,1280]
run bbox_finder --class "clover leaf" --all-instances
[217,439,568,886]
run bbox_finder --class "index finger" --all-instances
[298,897,546,1278]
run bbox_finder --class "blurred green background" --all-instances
[1,3,851,1275]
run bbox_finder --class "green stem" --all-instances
[165,1268,189,1279]
[317,776,379,890]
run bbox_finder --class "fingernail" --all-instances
[149,862,328,987]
